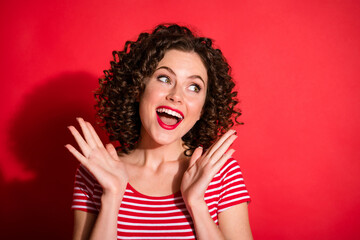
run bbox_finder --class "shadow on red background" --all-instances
[1,72,100,239]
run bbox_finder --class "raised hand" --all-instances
[180,129,237,207]
[65,118,128,196]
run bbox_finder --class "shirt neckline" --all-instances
[127,183,182,200]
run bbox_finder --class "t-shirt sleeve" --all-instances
[71,164,102,214]
[217,158,251,213]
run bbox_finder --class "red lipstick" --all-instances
[156,106,184,130]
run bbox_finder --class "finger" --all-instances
[213,149,235,169]
[65,144,88,165]
[106,143,118,160]
[189,147,203,168]
[206,129,236,159]
[209,134,237,164]
[77,117,97,149]
[86,121,105,148]
[68,125,91,157]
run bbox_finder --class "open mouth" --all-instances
[156,107,184,129]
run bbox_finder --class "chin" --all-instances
[152,135,180,146]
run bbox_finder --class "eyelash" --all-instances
[157,75,202,93]
[157,75,171,84]
[189,84,201,93]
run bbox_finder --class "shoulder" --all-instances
[76,164,98,185]
[217,158,243,178]
[207,157,243,188]
[72,164,103,213]
[74,164,102,198]
[214,158,251,211]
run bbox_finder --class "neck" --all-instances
[130,129,187,170]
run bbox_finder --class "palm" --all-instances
[66,118,128,195]
[181,129,237,205]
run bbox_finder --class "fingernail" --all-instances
[228,149,236,155]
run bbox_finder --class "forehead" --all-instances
[157,50,208,82]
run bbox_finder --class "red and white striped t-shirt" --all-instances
[72,158,250,239]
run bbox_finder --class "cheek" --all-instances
[188,98,206,120]
[139,92,154,117]
[140,88,159,105]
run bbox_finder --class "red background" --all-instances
[1,0,359,239]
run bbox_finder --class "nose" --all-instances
[166,85,183,104]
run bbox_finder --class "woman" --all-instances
[66,24,252,239]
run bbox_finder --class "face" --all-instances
[139,49,208,146]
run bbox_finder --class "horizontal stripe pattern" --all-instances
[72,158,250,239]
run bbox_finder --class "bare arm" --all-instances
[186,200,225,239]
[218,203,253,240]
[185,202,252,240]
[88,192,124,240]
[73,211,97,240]
[67,118,128,240]
[181,129,253,239]
[181,130,252,240]
[72,193,124,240]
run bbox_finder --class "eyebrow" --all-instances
[156,66,206,86]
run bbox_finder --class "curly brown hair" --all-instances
[95,24,241,155]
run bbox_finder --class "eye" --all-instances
[188,84,201,93]
[157,75,171,84]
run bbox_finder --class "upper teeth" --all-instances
[157,108,183,119]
